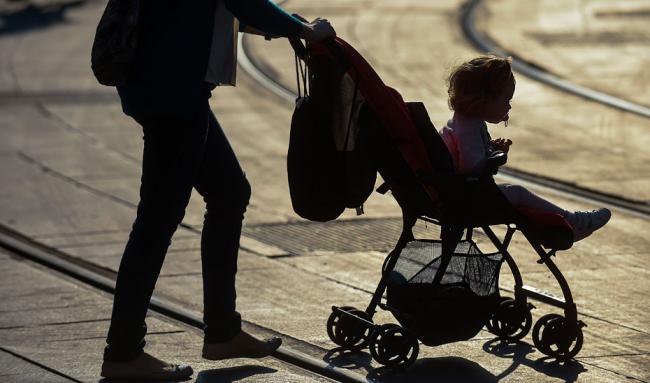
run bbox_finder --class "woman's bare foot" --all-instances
[202,330,282,360]
[101,352,193,380]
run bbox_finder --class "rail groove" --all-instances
[461,0,650,119]
[0,226,368,383]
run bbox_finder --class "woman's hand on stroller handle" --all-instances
[300,17,336,43]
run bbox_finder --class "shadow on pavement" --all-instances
[324,347,497,382]
[195,365,277,382]
[369,357,497,382]
[483,338,587,382]
[323,337,587,382]
[97,365,276,383]
[323,347,374,371]
[0,0,86,35]
[99,376,192,383]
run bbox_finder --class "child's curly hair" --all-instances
[447,55,514,116]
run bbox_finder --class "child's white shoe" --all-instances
[569,208,611,242]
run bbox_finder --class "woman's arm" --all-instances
[224,0,303,38]
[240,25,272,38]
[225,0,334,42]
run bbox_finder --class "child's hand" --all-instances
[491,138,512,153]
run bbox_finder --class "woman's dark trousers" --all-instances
[104,96,250,361]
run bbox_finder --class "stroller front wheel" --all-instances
[368,323,419,369]
[326,306,373,351]
[532,313,584,360]
[488,298,533,341]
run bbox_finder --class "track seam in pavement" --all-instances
[0,346,83,383]
[0,227,369,383]
[577,359,648,383]
[15,151,278,259]
[461,0,650,119]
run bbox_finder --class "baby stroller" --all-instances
[289,37,585,369]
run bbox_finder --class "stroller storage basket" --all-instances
[386,239,504,346]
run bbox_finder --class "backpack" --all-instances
[90,0,142,86]
[287,40,377,222]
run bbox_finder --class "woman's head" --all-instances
[447,55,515,123]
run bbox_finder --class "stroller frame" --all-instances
[328,207,585,369]
[288,36,586,369]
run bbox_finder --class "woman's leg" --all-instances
[193,110,250,343]
[105,109,209,362]
[194,109,281,360]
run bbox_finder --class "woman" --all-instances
[100,1,335,380]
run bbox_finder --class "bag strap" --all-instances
[342,72,360,151]
[294,49,309,98]
[343,73,366,216]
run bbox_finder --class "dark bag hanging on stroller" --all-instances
[287,41,376,222]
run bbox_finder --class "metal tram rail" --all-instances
[462,0,650,120]
[0,226,367,383]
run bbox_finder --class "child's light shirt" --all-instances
[439,113,492,175]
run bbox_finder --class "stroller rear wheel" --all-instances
[326,306,373,351]
[488,298,533,341]
[369,323,419,369]
[532,313,584,360]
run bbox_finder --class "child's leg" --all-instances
[498,183,611,241]
[498,184,568,215]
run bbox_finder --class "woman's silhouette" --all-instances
[100,1,335,380]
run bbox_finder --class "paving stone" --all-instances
[0,245,331,382]
[0,349,71,383]
[482,0,650,108]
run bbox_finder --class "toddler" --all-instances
[438,55,610,241]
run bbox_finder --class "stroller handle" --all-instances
[288,13,343,64]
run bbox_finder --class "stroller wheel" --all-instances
[326,306,373,351]
[532,313,562,354]
[532,314,584,360]
[369,324,419,369]
[488,298,532,341]
[485,296,511,333]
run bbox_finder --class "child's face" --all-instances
[481,78,515,124]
